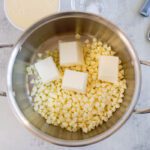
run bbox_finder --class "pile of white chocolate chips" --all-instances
[26,38,126,133]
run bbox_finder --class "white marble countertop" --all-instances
[0,0,150,150]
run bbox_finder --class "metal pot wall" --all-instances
[0,12,150,147]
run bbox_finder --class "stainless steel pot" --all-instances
[1,12,150,147]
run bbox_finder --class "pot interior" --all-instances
[10,13,139,144]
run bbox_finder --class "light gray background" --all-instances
[0,0,150,150]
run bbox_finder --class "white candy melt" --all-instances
[59,41,84,66]
[62,70,88,93]
[35,57,59,83]
[98,56,119,83]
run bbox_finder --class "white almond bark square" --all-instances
[98,56,119,83]
[59,41,84,66]
[35,57,59,83]
[62,69,88,93]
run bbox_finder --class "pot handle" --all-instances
[0,0,74,97]
[0,0,74,96]
[0,44,13,97]
[0,44,14,48]
[0,92,7,97]
[134,60,150,114]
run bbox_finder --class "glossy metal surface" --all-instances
[6,12,142,146]
[140,60,150,66]
[134,107,150,114]
[0,91,7,96]
[133,60,150,114]
[0,44,13,48]
[147,29,150,41]
[140,0,150,17]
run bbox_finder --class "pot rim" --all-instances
[7,12,141,147]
